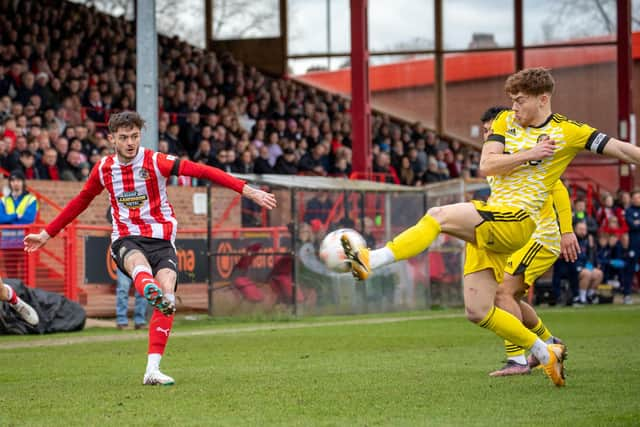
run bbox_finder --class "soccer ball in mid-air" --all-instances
[319,228,366,273]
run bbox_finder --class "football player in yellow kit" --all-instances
[341,67,636,386]
[480,107,577,377]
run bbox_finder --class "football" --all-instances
[319,228,366,273]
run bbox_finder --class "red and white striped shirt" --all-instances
[45,147,246,243]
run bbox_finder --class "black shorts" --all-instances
[111,236,178,289]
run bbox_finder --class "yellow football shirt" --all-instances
[486,110,610,227]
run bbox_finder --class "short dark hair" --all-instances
[480,106,509,123]
[107,111,145,133]
[505,67,555,96]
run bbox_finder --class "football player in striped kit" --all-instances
[24,111,276,385]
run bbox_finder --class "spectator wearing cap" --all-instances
[299,144,327,176]
[274,148,298,175]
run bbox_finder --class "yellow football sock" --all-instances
[529,318,553,342]
[504,340,525,358]
[478,306,538,350]
[385,214,441,261]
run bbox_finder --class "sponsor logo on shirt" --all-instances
[117,191,148,209]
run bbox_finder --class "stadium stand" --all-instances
[0,0,480,187]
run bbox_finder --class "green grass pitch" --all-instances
[1,305,638,426]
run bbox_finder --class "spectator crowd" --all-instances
[552,189,639,306]
[0,0,480,187]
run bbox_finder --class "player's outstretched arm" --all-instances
[601,138,640,165]
[178,159,277,209]
[24,230,50,252]
[242,185,277,209]
[24,167,104,252]
[479,137,556,176]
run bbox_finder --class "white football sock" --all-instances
[131,265,153,281]
[370,247,396,270]
[146,353,162,373]
[530,339,550,365]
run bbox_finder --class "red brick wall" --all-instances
[27,180,241,229]
[24,180,245,317]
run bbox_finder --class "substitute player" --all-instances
[24,111,276,385]
[341,67,638,387]
[479,107,575,377]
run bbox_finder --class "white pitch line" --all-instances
[0,313,462,350]
[0,305,636,350]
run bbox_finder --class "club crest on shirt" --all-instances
[138,168,150,180]
[117,190,148,209]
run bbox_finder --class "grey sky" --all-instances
[287,0,621,74]
[70,0,633,75]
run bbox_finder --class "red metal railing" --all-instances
[349,171,399,184]
[567,179,599,216]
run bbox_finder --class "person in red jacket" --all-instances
[24,111,276,386]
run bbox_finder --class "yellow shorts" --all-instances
[504,239,558,288]
[463,200,536,283]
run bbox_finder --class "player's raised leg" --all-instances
[341,202,482,280]
[124,250,175,316]
[0,279,38,326]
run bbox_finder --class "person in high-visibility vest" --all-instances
[0,170,39,279]
[0,170,39,225]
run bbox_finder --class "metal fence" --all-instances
[9,177,482,318]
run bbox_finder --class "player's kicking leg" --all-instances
[341,202,567,386]
[341,202,480,280]
[0,280,39,326]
